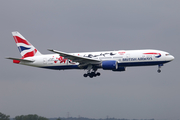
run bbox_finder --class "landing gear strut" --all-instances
[157,64,163,73]
[83,65,101,78]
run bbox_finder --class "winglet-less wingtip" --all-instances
[47,49,54,52]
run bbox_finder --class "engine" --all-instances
[101,60,126,71]
[101,60,118,70]
[112,67,126,72]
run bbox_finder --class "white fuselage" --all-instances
[19,49,174,70]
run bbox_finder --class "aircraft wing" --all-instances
[6,57,34,62]
[48,49,101,65]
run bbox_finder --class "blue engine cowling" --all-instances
[112,67,126,72]
[101,60,118,70]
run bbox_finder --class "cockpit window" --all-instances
[166,54,170,56]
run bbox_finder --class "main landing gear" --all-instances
[83,65,101,78]
[157,64,163,73]
[83,72,101,78]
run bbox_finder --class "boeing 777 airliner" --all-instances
[7,32,174,78]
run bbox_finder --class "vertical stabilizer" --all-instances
[12,31,42,58]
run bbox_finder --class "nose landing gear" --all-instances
[157,64,163,73]
[157,69,161,73]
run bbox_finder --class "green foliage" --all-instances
[14,114,49,120]
[0,112,10,120]
[56,118,61,120]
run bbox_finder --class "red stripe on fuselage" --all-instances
[13,36,31,45]
[144,53,159,55]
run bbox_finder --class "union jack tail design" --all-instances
[12,31,42,58]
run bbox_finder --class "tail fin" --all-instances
[12,31,42,58]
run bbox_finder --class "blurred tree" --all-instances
[0,112,10,120]
[14,114,49,120]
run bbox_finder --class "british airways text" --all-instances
[123,57,153,61]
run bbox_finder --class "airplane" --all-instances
[6,31,174,78]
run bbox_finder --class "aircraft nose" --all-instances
[168,55,175,61]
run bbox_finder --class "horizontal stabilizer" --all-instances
[6,57,34,62]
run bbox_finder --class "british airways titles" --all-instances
[122,57,153,61]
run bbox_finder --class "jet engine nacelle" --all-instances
[101,60,118,70]
[112,67,126,72]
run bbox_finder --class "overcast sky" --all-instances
[0,0,180,120]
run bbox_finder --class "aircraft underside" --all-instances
[40,60,169,78]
